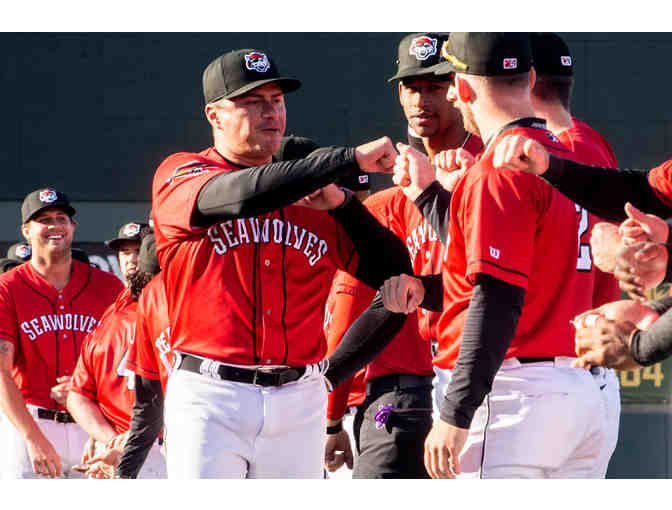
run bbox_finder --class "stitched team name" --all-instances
[406,220,440,261]
[20,313,99,341]
[207,218,329,267]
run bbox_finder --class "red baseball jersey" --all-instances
[152,148,359,366]
[70,288,137,434]
[0,260,123,410]
[435,124,602,369]
[463,133,485,161]
[323,272,366,420]
[126,273,173,393]
[558,116,621,308]
[648,160,672,207]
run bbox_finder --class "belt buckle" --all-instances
[252,367,277,387]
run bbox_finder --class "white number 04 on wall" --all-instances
[576,205,592,271]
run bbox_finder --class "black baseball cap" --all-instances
[7,242,31,262]
[203,49,301,104]
[105,222,150,251]
[530,33,573,76]
[388,33,450,82]
[137,232,160,276]
[433,32,532,77]
[21,188,76,224]
[0,258,21,273]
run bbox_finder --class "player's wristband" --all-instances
[326,422,343,435]
[332,187,354,210]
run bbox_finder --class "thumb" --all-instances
[396,142,410,155]
[624,202,647,224]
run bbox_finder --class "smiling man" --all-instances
[0,188,123,478]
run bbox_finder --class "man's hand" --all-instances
[619,202,669,245]
[73,449,122,479]
[381,274,425,314]
[324,429,354,473]
[355,137,397,173]
[613,242,668,301]
[49,375,72,405]
[80,436,97,465]
[294,184,346,210]
[424,419,468,479]
[25,432,62,478]
[490,134,550,175]
[433,148,475,192]
[392,143,436,201]
[590,222,622,273]
[571,314,644,371]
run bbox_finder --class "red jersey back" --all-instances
[71,289,137,434]
[0,261,123,410]
[152,148,359,367]
[126,273,173,393]
[435,124,600,369]
[558,116,621,307]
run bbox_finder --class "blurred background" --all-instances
[0,32,670,477]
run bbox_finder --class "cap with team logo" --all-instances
[137,232,160,276]
[21,188,76,224]
[203,48,302,104]
[387,33,450,82]
[7,242,31,262]
[105,222,150,250]
[433,32,532,77]
[529,33,573,77]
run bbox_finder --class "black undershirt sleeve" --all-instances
[115,375,164,479]
[324,292,407,389]
[413,181,452,245]
[417,273,444,312]
[329,194,413,290]
[631,307,672,366]
[440,274,525,428]
[194,148,360,226]
[544,156,672,221]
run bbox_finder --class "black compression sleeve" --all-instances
[329,194,413,289]
[440,274,525,428]
[418,273,443,312]
[194,148,360,225]
[115,375,164,479]
[544,156,671,221]
[647,296,672,315]
[325,292,407,389]
[631,308,672,366]
[414,181,452,245]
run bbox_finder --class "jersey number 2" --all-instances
[576,205,592,272]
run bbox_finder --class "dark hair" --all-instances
[532,75,574,110]
[128,270,155,300]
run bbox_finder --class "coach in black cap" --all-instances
[106,222,149,286]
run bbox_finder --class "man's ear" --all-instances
[204,103,220,130]
[21,223,30,242]
[456,75,474,103]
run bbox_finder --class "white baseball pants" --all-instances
[164,363,327,478]
[433,357,620,478]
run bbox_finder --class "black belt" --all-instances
[36,408,75,423]
[516,357,555,364]
[366,373,433,396]
[178,353,306,387]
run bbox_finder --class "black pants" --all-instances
[352,382,433,479]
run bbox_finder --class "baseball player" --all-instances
[66,225,165,479]
[0,188,123,478]
[105,222,149,286]
[0,258,21,273]
[152,48,410,478]
[385,32,619,478]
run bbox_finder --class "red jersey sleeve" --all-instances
[462,167,549,289]
[70,334,97,399]
[126,297,161,381]
[0,279,19,350]
[648,160,672,208]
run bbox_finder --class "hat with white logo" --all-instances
[21,188,76,224]
[203,48,302,103]
[433,32,532,77]
[529,33,573,77]
[388,33,450,82]
[7,242,31,262]
[105,222,150,250]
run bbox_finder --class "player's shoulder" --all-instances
[154,148,227,186]
[363,186,405,215]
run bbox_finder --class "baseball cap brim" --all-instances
[431,61,460,76]
[387,66,439,82]
[105,238,141,250]
[219,77,302,101]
